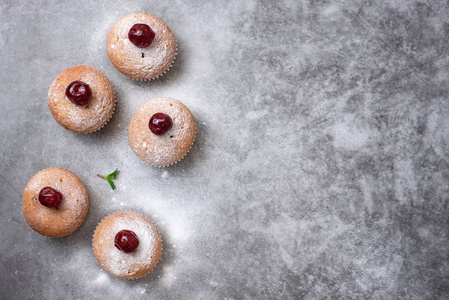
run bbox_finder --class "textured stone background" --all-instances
[1,0,448,299]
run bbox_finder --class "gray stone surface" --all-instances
[1,0,448,299]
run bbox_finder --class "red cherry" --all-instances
[65,81,91,105]
[128,24,155,48]
[149,113,173,136]
[115,230,139,253]
[38,187,63,208]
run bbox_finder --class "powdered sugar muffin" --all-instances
[48,65,115,133]
[107,12,177,80]
[128,97,196,167]
[22,167,89,237]
[92,211,162,280]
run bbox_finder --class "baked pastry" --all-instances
[107,12,177,80]
[128,97,196,167]
[48,65,115,133]
[22,167,89,237]
[92,211,162,279]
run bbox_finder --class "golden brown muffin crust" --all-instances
[92,211,162,279]
[22,167,89,238]
[128,97,196,167]
[107,13,177,80]
[48,65,115,134]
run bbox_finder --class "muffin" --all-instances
[107,12,177,80]
[22,167,89,237]
[92,211,162,280]
[128,97,196,167]
[48,65,116,133]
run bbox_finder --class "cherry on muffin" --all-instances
[107,13,177,80]
[115,230,139,253]
[22,167,89,237]
[128,24,155,48]
[92,211,162,279]
[48,65,116,134]
[65,81,91,105]
[38,187,63,208]
[129,97,196,167]
[149,113,173,136]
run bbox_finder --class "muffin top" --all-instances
[107,13,177,80]
[48,65,115,134]
[22,167,89,237]
[128,97,196,167]
[92,211,162,279]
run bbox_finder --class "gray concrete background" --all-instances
[1,0,448,299]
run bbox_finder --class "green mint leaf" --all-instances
[106,168,118,179]
[97,168,118,190]
[106,178,116,190]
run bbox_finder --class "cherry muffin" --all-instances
[107,12,177,80]
[92,211,162,279]
[128,97,196,167]
[22,167,89,237]
[48,65,115,133]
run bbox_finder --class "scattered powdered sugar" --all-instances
[210,281,218,287]
[93,272,109,285]
[148,200,192,244]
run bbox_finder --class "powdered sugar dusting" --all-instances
[93,272,109,285]
[48,65,115,133]
[25,168,88,225]
[22,167,89,237]
[107,13,176,80]
[94,212,161,278]
[129,97,196,167]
